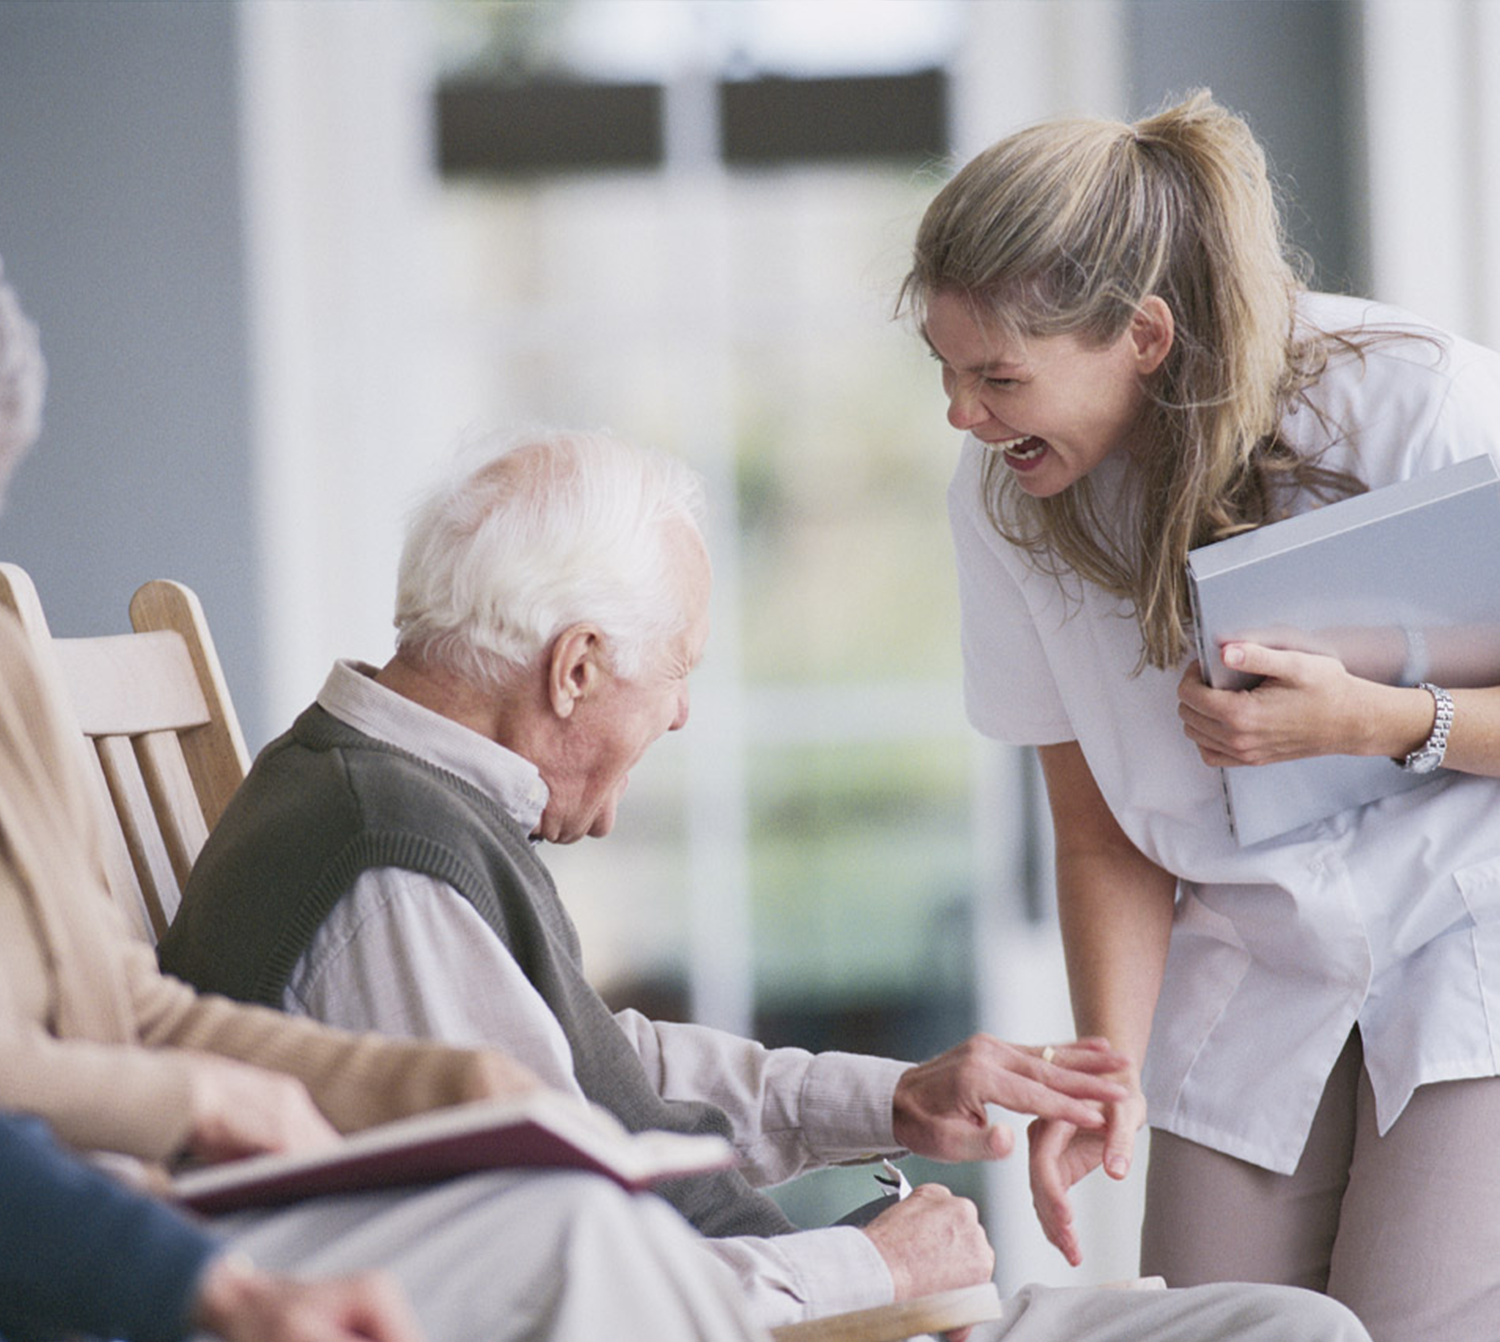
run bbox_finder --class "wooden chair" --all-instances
[0,563,249,943]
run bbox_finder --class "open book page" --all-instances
[172,1089,735,1214]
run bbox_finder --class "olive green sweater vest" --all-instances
[161,704,795,1239]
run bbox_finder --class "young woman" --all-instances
[904,90,1500,1339]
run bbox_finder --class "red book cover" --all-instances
[173,1092,735,1215]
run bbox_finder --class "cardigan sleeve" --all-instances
[0,923,203,1160]
[0,890,517,1161]
[0,1112,218,1342]
[128,935,531,1138]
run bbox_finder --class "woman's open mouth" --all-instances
[989,434,1047,467]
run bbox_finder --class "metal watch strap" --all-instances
[1400,682,1454,774]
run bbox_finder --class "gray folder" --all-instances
[1186,454,1500,846]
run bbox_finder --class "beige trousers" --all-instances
[1142,1029,1500,1342]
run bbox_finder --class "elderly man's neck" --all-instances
[374,650,538,756]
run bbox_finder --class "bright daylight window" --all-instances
[427,0,984,1226]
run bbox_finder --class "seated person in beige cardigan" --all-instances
[0,257,772,1342]
[162,429,1371,1341]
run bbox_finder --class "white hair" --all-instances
[394,428,707,689]
[0,258,45,506]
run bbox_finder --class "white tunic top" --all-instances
[950,293,1500,1174]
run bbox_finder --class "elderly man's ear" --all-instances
[548,624,606,718]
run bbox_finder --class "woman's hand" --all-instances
[1027,1077,1146,1267]
[1177,643,1398,766]
[183,1056,342,1164]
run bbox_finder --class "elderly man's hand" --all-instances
[892,1034,1130,1162]
[861,1182,994,1303]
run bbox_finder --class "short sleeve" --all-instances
[947,438,1074,745]
[1426,337,1500,471]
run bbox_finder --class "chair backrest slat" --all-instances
[52,633,211,736]
[136,729,212,902]
[129,579,248,831]
[93,734,181,941]
[0,563,248,943]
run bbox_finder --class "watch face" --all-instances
[1407,749,1441,775]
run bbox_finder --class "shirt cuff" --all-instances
[797,1052,912,1161]
[705,1224,894,1326]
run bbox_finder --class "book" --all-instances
[171,1089,736,1215]
[1186,454,1500,846]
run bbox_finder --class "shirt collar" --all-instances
[315,659,549,836]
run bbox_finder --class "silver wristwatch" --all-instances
[1400,682,1454,774]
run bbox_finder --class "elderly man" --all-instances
[163,431,1371,1340]
[0,264,771,1342]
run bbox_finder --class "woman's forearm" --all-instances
[1038,742,1176,1072]
[1372,682,1500,777]
[1055,847,1175,1069]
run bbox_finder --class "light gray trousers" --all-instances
[213,1168,770,1341]
[1143,1029,1500,1341]
[210,1161,1369,1342]
[974,1280,1369,1342]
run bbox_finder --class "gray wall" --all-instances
[0,0,266,742]
[1125,0,1370,296]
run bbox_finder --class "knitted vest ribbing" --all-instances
[161,704,795,1239]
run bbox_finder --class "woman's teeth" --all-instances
[995,435,1045,461]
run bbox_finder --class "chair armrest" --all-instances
[769,1282,1003,1342]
